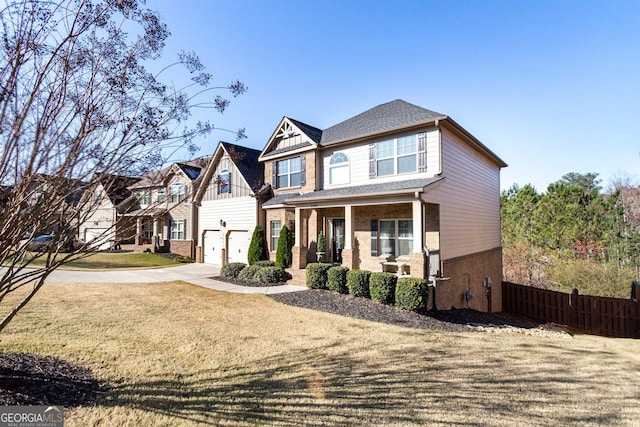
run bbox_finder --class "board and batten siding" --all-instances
[202,157,252,201]
[422,129,501,260]
[320,128,440,189]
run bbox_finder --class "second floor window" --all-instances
[329,152,349,185]
[369,133,426,178]
[137,190,150,205]
[217,169,230,194]
[169,183,186,203]
[157,188,165,203]
[272,156,305,189]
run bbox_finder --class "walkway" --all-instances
[43,263,307,295]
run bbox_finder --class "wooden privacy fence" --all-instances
[502,282,640,338]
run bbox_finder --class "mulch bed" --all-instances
[0,352,107,407]
[211,276,288,288]
[269,288,560,334]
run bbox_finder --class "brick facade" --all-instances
[436,247,503,312]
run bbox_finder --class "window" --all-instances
[329,152,349,185]
[157,188,165,203]
[137,189,150,205]
[142,221,154,239]
[169,183,186,203]
[370,133,426,178]
[217,169,230,194]
[270,220,281,251]
[170,220,186,240]
[378,219,413,257]
[272,156,305,189]
[93,189,102,202]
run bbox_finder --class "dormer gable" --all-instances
[259,117,322,161]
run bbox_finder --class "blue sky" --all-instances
[152,0,640,193]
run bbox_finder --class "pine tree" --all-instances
[275,225,293,268]
[247,225,266,265]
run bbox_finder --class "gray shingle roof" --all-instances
[262,191,301,207]
[320,99,444,145]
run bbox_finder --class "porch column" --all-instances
[410,200,426,278]
[292,207,307,268]
[135,217,142,245]
[344,205,353,250]
[342,205,354,269]
[412,200,423,253]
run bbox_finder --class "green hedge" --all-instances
[347,269,371,298]
[220,262,246,278]
[305,263,333,289]
[255,266,291,284]
[237,264,262,281]
[327,266,349,294]
[395,277,429,311]
[369,272,397,304]
[254,260,276,267]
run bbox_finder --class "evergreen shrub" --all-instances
[306,263,332,289]
[347,269,371,298]
[327,266,349,294]
[395,277,429,311]
[369,272,397,304]
[220,262,246,278]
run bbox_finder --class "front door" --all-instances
[331,218,345,264]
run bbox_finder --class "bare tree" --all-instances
[0,0,246,332]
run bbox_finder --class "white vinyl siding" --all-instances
[421,129,501,260]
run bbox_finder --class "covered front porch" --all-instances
[120,209,167,252]
[287,199,441,280]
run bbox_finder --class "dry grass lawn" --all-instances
[22,252,183,270]
[1,281,640,426]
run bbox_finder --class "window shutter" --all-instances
[368,143,376,178]
[370,219,378,256]
[227,171,232,194]
[299,155,306,186]
[183,219,187,239]
[271,161,277,189]
[418,132,427,172]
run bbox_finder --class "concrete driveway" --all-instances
[43,263,307,295]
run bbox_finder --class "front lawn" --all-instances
[20,252,183,270]
[1,281,639,426]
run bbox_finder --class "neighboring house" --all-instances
[194,141,265,265]
[259,99,507,312]
[78,173,140,249]
[124,158,211,258]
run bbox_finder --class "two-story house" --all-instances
[259,100,507,312]
[124,158,210,258]
[194,141,265,264]
[78,173,140,249]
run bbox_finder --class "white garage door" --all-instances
[84,228,110,250]
[227,231,250,264]
[204,230,222,264]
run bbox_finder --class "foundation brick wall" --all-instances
[437,247,503,312]
[168,240,194,259]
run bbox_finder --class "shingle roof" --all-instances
[263,177,443,207]
[220,141,264,191]
[98,173,140,205]
[320,99,444,145]
[289,118,322,144]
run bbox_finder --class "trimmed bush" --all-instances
[395,277,429,311]
[306,263,332,289]
[255,260,275,267]
[275,225,293,268]
[255,266,292,284]
[347,269,371,298]
[369,272,397,304]
[247,225,267,265]
[327,266,349,294]
[220,262,246,278]
[238,264,262,281]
